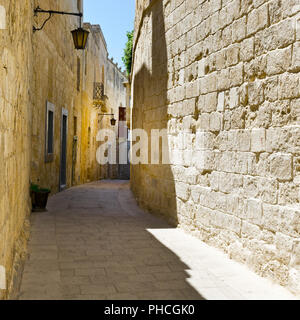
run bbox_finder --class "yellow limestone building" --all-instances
[0,0,127,299]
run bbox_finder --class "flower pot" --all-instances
[32,189,50,212]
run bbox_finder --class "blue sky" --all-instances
[83,0,135,71]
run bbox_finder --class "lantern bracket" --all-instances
[33,6,83,32]
[99,114,117,126]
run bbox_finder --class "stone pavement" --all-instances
[17,181,297,300]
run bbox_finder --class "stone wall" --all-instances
[30,0,84,192]
[0,0,127,299]
[30,2,127,190]
[131,0,300,294]
[0,0,33,299]
[106,58,127,116]
[80,23,108,183]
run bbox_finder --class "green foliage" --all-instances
[30,183,51,193]
[122,30,134,76]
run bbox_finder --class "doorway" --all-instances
[118,107,130,180]
[60,108,68,191]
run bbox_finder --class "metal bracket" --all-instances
[33,6,83,32]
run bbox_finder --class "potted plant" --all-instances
[30,183,51,212]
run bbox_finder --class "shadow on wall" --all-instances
[132,0,178,226]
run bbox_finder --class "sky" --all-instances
[83,0,135,71]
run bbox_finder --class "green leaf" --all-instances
[122,30,134,76]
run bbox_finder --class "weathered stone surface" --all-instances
[269,153,293,182]
[0,0,128,300]
[132,0,300,295]
[251,128,266,152]
[0,0,32,300]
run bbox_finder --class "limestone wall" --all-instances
[30,0,84,192]
[0,0,127,299]
[106,58,127,122]
[79,23,107,183]
[132,0,300,294]
[0,0,33,299]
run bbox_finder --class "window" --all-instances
[48,111,54,153]
[73,116,77,136]
[88,127,91,148]
[45,101,55,162]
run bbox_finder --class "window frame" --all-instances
[45,101,55,163]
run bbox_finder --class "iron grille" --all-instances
[93,82,104,100]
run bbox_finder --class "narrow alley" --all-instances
[18,181,295,300]
[1,0,300,302]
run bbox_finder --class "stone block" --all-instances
[247,4,269,36]
[291,42,300,72]
[204,92,218,113]
[212,210,242,234]
[191,186,209,203]
[227,194,245,218]
[193,150,215,172]
[209,171,219,191]
[242,221,261,239]
[232,16,247,43]
[251,128,266,152]
[198,59,206,78]
[262,204,300,237]
[229,87,239,109]
[248,81,264,106]
[195,131,214,150]
[246,199,263,226]
[240,37,254,62]
[198,113,210,131]
[218,172,243,194]
[237,130,251,152]
[266,47,292,76]
[258,177,278,205]
[264,76,278,102]
[269,153,293,181]
[229,63,244,87]
[217,92,225,112]
[209,112,223,132]
[226,45,240,67]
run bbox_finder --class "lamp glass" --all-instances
[71,28,89,50]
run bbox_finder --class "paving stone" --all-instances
[17,181,297,300]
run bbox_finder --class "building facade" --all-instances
[0,0,33,300]
[131,0,300,294]
[0,0,127,299]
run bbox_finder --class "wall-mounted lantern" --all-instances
[99,114,117,127]
[110,118,117,126]
[71,28,89,50]
[33,6,89,50]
